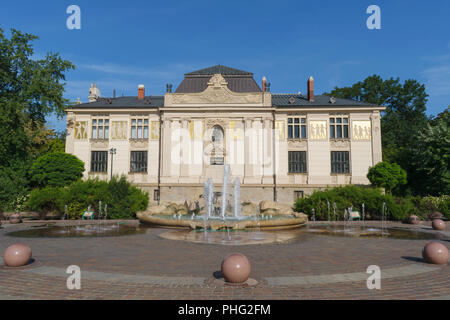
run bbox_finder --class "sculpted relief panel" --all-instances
[352,121,371,140]
[150,121,160,140]
[275,120,285,140]
[74,121,88,140]
[229,121,244,140]
[189,120,204,140]
[309,121,327,140]
[111,121,128,140]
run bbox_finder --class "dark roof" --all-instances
[69,96,164,109]
[175,65,261,93]
[186,65,253,76]
[272,94,376,107]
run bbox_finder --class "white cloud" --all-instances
[421,64,450,97]
[79,62,194,80]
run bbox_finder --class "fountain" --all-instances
[381,202,388,236]
[327,201,330,222]
[221,164,230,219]
[362,203,365,228]
[137,164,308,230]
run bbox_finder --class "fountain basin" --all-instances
[137,212,307,230]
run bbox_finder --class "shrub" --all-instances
[408,195,450,220]
[27,175,149,219]
[294,185,417,221]
[367,161,407,194]
[30,152,85,188]
[106,176,149,219]
[27,187,64,218]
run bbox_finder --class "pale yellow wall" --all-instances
[65,76,385,204]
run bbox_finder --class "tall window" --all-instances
[288,151,307,173]
[131,118,149,139]
[130,151,148,172]
[210,125,224,165]
[331,151,350,174]
[288,116,307,139]
[330,117,349,139]
[294,191,304,201]
[91,151,108,172]
[92,119,109,139]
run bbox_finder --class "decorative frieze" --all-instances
[111,121,128,140]
[74,121,88,140]
[352,121,371,140]
[275,120,285,140]
[309,121,327,140]
[330,140,350,148]
[288,140,307,149]
[150,121,160,140]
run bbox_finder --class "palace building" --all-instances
[65,65,385,204]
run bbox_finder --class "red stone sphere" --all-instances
[432,219,446,231]
[221,253,251,283]
[422,242,449,265]
[409,215,420,225]
[3,243,32,267]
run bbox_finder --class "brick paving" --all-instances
[0,220,448,300]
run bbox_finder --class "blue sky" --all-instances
[1,0,449,132]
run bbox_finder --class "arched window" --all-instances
[210,125,224,165]
[212,125,223,143]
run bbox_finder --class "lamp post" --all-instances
[109,147,116,180]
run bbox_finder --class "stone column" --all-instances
[243,118,254,183]
[180,118,190,177]
[161,118,172,179]
[262,118,274,184]
[170,119,181,181]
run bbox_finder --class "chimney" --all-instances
[138,84,145,99]
[307,76,314,101]
[262,76,267,92]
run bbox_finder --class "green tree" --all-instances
[367,161,407,194]
[30,152,85,188]
[409,108,450,196]
[326,75,429,195]
[0,28,74,209]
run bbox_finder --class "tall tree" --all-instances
[326,75,430,195]
[0,28,74,209]
[409,108,450,196]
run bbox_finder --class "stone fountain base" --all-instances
[137,201,308,230]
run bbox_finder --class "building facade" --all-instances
[65,65,385,204]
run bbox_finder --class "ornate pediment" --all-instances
[167,74,263,105]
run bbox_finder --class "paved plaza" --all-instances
[0,220,449,300]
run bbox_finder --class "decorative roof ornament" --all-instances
[207,74,229,88]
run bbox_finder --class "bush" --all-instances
[27,187,64,218]
[294,185,415,221]
[0,160,31,211]
[30,152,85,188]
[408,195,450,220]
[27,175,149,219]
[367,161,407,194]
